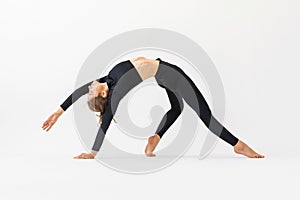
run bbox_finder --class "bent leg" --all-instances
[145,87,183,156]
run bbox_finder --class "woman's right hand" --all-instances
[42,107,64,132]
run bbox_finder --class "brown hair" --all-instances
[87,94,108,113]
[87,94,116,124]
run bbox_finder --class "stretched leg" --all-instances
[174,67,264,158]
[145,87,184,157]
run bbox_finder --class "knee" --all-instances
[174,99,184,114]
[170,102,184,115]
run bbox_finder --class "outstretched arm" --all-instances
[42,81,93,132]
[42,76,107,131]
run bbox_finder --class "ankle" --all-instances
[149,134,160,141]
[234,140,245,152]
[154,134,161,139]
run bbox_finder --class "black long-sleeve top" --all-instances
[60,60,143,151]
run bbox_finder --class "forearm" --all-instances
[91,100,114,151]
[60,83,90,111]
[92,128,106,152]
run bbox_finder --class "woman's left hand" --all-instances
[73,152,95,159]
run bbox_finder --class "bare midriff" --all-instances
[129,57,160,81]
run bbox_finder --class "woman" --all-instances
[42,57,264,159]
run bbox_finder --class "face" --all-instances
[88,81,109,100]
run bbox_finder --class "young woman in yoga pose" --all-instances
[42,57,264,159]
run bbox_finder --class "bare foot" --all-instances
[234,140,264,158]
[145,134,160,157]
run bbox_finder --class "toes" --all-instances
[147,153,156,157]
[254,154,264,158]
[145,152,156,157]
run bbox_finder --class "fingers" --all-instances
[42,118,55,131]
[45,124,53,131]
[42,120,53,131]
[42,122,49,130]
[73,154,82,159]
[42,121,47,128]
[42,120,50,129]
[73,153,85,159]
[42,123,47,130]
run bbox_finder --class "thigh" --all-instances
[156,61,211,115]
[174,69,211,117]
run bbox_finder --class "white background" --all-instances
[1,0,299,199]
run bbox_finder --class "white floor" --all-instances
[1,153,299,200]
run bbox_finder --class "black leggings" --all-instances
[154,58,239,146]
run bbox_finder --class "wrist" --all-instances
[91,150,98,157]
[56,107,64,116]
